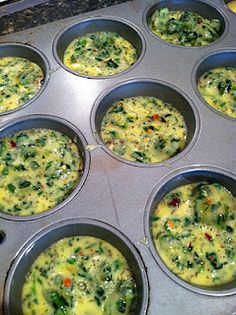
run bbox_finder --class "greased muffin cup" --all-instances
[0,0,235,314]
[0,43,49,115]
[144,0,227,47]
[0,115,90,221]
[144,165,236,296]
[53,16,146,78]
[4,218,149,315]
[91,78,199,166]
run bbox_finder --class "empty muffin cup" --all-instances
[0,115,90,221]
[145,165,236,295]
[4,218,149,315]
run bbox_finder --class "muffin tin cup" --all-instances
[52,16,146,79]
[144,164,236,296]
[91,78,200,167]
[192,48,236,120]
[0,114,90,222]
[3,218,149,315]
[0,43,50,116]
[143,0,228,48]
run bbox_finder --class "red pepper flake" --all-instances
[63,277,72,288]
[152,113,160,121]
[10,140,17,148]
[169,197,181,207]
[205,233,213,241]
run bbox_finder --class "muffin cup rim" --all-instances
[0,42,50,116]
[142,0,229,49]
[0,114,90,222]
[52,15,146,79]
[144,164,236,296]
[192,47,236,121]
[90,77,201,168]
[4,217,150,315]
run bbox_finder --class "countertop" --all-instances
[0,0,129,36]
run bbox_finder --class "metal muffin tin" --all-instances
[0,0,235,314]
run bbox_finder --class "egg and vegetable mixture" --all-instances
[198,67,236,119]
[0,56,44,113]
[148,8,221,46]
[227,1,236,13]
[0,128,83,216]
[151,182,236,286]
[101,96,187,163]
[22,236,137,315]
[63,32,137,76]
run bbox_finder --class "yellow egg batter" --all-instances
[227,1,236,13]
[63,32,137,76]
[198,67,236,118]
[22,236,137,315]
[148,8,221,46]
[151,182,236,286]
[0,56,44,113]
[101,96,187,163]
[0,128,83,216]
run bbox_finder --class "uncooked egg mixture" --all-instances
[151,182,236,286]
[101,96,187,163]
[148,8,221,46]
[198,67,236,119]
[63,32,137,76]
[0,56,44,113]
[22,236,137,315]
[0,128,83,216]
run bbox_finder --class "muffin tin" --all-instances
[0,0,235,314]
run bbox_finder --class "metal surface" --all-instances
[0,0,236,314]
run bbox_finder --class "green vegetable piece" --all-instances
[18,180,31,189]
[7,183,16,193]
[44,290,68,314]
[112,105,124,113]
[109,130,118,139]
[154,138,166,150]
[116,298,126,313]
[106,59,119,68]
[131,151,149,163]
[16,133,29,143]
[31,161,39,170]
[67,257,77,264]
[206,252,223,270]
[0,140,6,155]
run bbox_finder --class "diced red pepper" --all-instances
[63,277,72,288]
[152,114,160,121]
[205,233,213,241]
[169,197,181,207]
[10,141,17,148]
